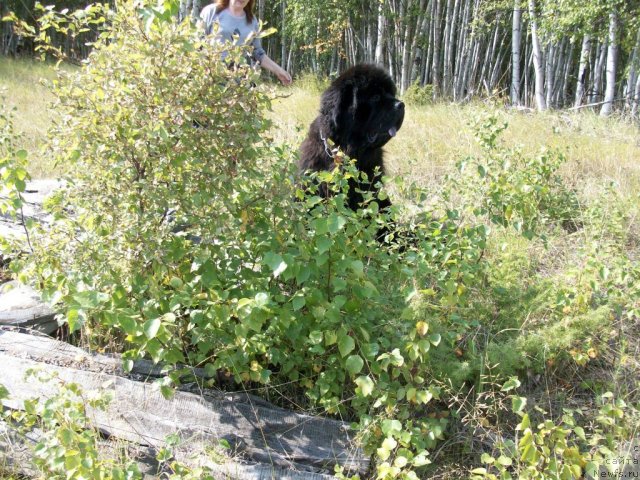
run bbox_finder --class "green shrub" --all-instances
[471,382,638,480]
[293,71,330,93]
[0,96,30,255]
[19,2,451,477]
[403,82,434,106]
[7,2,635,476]
[0,376,216,479]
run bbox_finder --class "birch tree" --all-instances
[511,0,522,105]
[528,0,546,110]
[600,9,619,116]
[574,34,591,107]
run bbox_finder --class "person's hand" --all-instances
[276,68,292,85]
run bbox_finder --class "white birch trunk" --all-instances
[591,41,607,104]
[574,34,591,107]
[400,0,417,93]
[442,0,454,95]
[281,0,286,66]
[431,0,443,96]
[624,27,640,109]
[445,0,460,95]
[601,10,619,116]
[454,0,474,99]
[375,1,386,65]
[528,0,547,111]
[407,0,429,89]
[561,40,574,106]
[631,74,640,117]
[544,43,554,108]
[511,0,522,105]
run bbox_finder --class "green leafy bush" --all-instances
[8,3,636,478]
[18,2,451,477]
[0,375,216,479]
[0,97,31,255]
[471,382,638,480]
[403,82,434,106]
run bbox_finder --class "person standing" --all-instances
[199,0,292,85]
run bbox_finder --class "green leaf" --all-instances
[73,290,108,309]
[481,453,495,464]
[355,376,374,397]
[316,237,332,254]
[381,437,397,451]
[309,331,323,345]
[501,376,521,392]
[338,333,355,357]
[471,468,487,475]
[512,396,527,413]
[381,419,402,435]
[345,355,364,375]
[143,318,161,339]
[0,384,9,401]
[327,214,347,234]
[292,296,306,311]
[264,252,287,278]
[350,260,364,277]
[160,385,175,399]
[254,292,269,308]
[324,330,338,346]
[123,359,134,372]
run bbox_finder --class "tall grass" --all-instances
[0,57,57,178]
[1,56,639,194]
[268,86,640,197]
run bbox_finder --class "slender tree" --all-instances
[511,0,522,105]
[600,9,619,116]
[528,0,547,110]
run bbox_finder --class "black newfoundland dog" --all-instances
[299,64,405,212]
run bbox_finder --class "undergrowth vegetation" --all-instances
[0,1,638,479]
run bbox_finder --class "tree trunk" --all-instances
[631,74,640,117]
[624,27,640,110]
[544,43,555,108]
[281,0,286,67]
[431,0,443,97]
[445,0,460,95]
[574,34,591,107]
[511,0,522,105]
[528,0,547,111]
[560,39,574,107]
[601,10,619,116]
[407,0,429,89]
[591,40,607,104]
[453,0,473,99]
[375,1,386,65]
[442,0,454,95]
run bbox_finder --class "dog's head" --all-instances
[320,64,405,155]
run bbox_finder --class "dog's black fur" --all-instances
[299,64,405,212]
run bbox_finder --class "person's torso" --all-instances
[205,8,257,46]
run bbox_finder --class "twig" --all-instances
[17,190,34,254]
[270,92,293,100]
[568,97,626,111]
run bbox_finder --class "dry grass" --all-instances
[2,56,638,191]
[0,57,58,178]
[268,92,640,197]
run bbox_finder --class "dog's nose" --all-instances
[395,100,405,110]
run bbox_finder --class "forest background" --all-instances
[2,0,640,115]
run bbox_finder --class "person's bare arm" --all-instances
[259,55,292,85]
